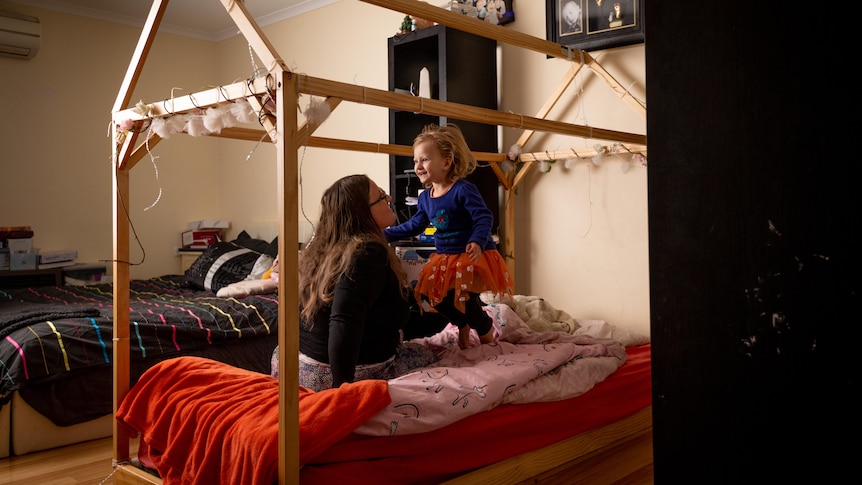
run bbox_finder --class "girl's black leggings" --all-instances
[430,290,492,335]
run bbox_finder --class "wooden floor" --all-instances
[0,437,139,485]
[0,434,652,485]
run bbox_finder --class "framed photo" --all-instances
[546,0,644,52]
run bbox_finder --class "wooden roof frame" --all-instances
[110,1,646,483]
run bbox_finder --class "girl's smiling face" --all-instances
[413,139,451,186]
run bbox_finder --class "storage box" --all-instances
[7,238,32,254]
[182,230,222,248]
[39,249,78,264]
[10,252,37,270]
[395,246,433,287]
[63,263,108,286]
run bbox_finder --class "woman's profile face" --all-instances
[368,180,396,229]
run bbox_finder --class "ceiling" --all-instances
[6,0,338,41]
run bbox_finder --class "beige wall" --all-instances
[500,7,649,336]
[0,1,648,336]
[0,2,222,279]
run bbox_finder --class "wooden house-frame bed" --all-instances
[109,1,649,483]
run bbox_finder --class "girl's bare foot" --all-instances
[478,328,496,345]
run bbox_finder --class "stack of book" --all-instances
[38,249,77,269]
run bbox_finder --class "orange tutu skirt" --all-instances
[414,249,513,314]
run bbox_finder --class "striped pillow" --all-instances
[184,241,271,292]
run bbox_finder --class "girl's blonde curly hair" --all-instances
[413,123,477,185]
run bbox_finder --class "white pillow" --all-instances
[248,254,275,280]
[216,278,278,298]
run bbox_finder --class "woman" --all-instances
[273,174,438,391]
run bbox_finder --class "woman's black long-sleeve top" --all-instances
[298,242,409,386]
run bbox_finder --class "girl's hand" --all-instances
[466,242,482,263]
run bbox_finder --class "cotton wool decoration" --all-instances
[117,118,134,132]
[507,143,522,161]
[591,143,606,166]
[231,98,257,124]
[151,115,188,139]
[151,117,172,139]
[305,99,332,126]
[168,114,188,136]
[186,114,209,137]
[620,158,633,173]
[220,104,239,128]
[203,106,226,133]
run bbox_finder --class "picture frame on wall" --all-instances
[546,0,644,52]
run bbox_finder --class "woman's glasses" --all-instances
[369,188,389,207]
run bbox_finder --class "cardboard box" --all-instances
[10,252,37,270]
[182,230,222,248]
[39,249,78,264]
[63,263,108,285]
[395,246,433,287]
[7,238,32,254]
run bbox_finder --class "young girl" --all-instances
[385,124,513,350]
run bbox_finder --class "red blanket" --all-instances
[116,356,391,485]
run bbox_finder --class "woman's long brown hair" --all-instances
[298,174,407,324]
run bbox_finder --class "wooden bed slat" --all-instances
[297,74,645,145]
[441,406,653,485]
[112,0,167,114]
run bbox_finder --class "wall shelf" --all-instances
[387,24,500,233]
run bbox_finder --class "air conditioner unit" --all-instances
[0,10,41,59]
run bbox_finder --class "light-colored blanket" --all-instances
[355,303,628,436]
[483,293,651,347]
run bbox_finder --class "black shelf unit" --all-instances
[387,24,500,237]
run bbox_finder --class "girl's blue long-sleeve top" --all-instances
[384,179,496,254]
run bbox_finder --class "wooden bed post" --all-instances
[110,0,167,467]
[111,129,132,466]
[219,0,302,481]
[275,69,300,485]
